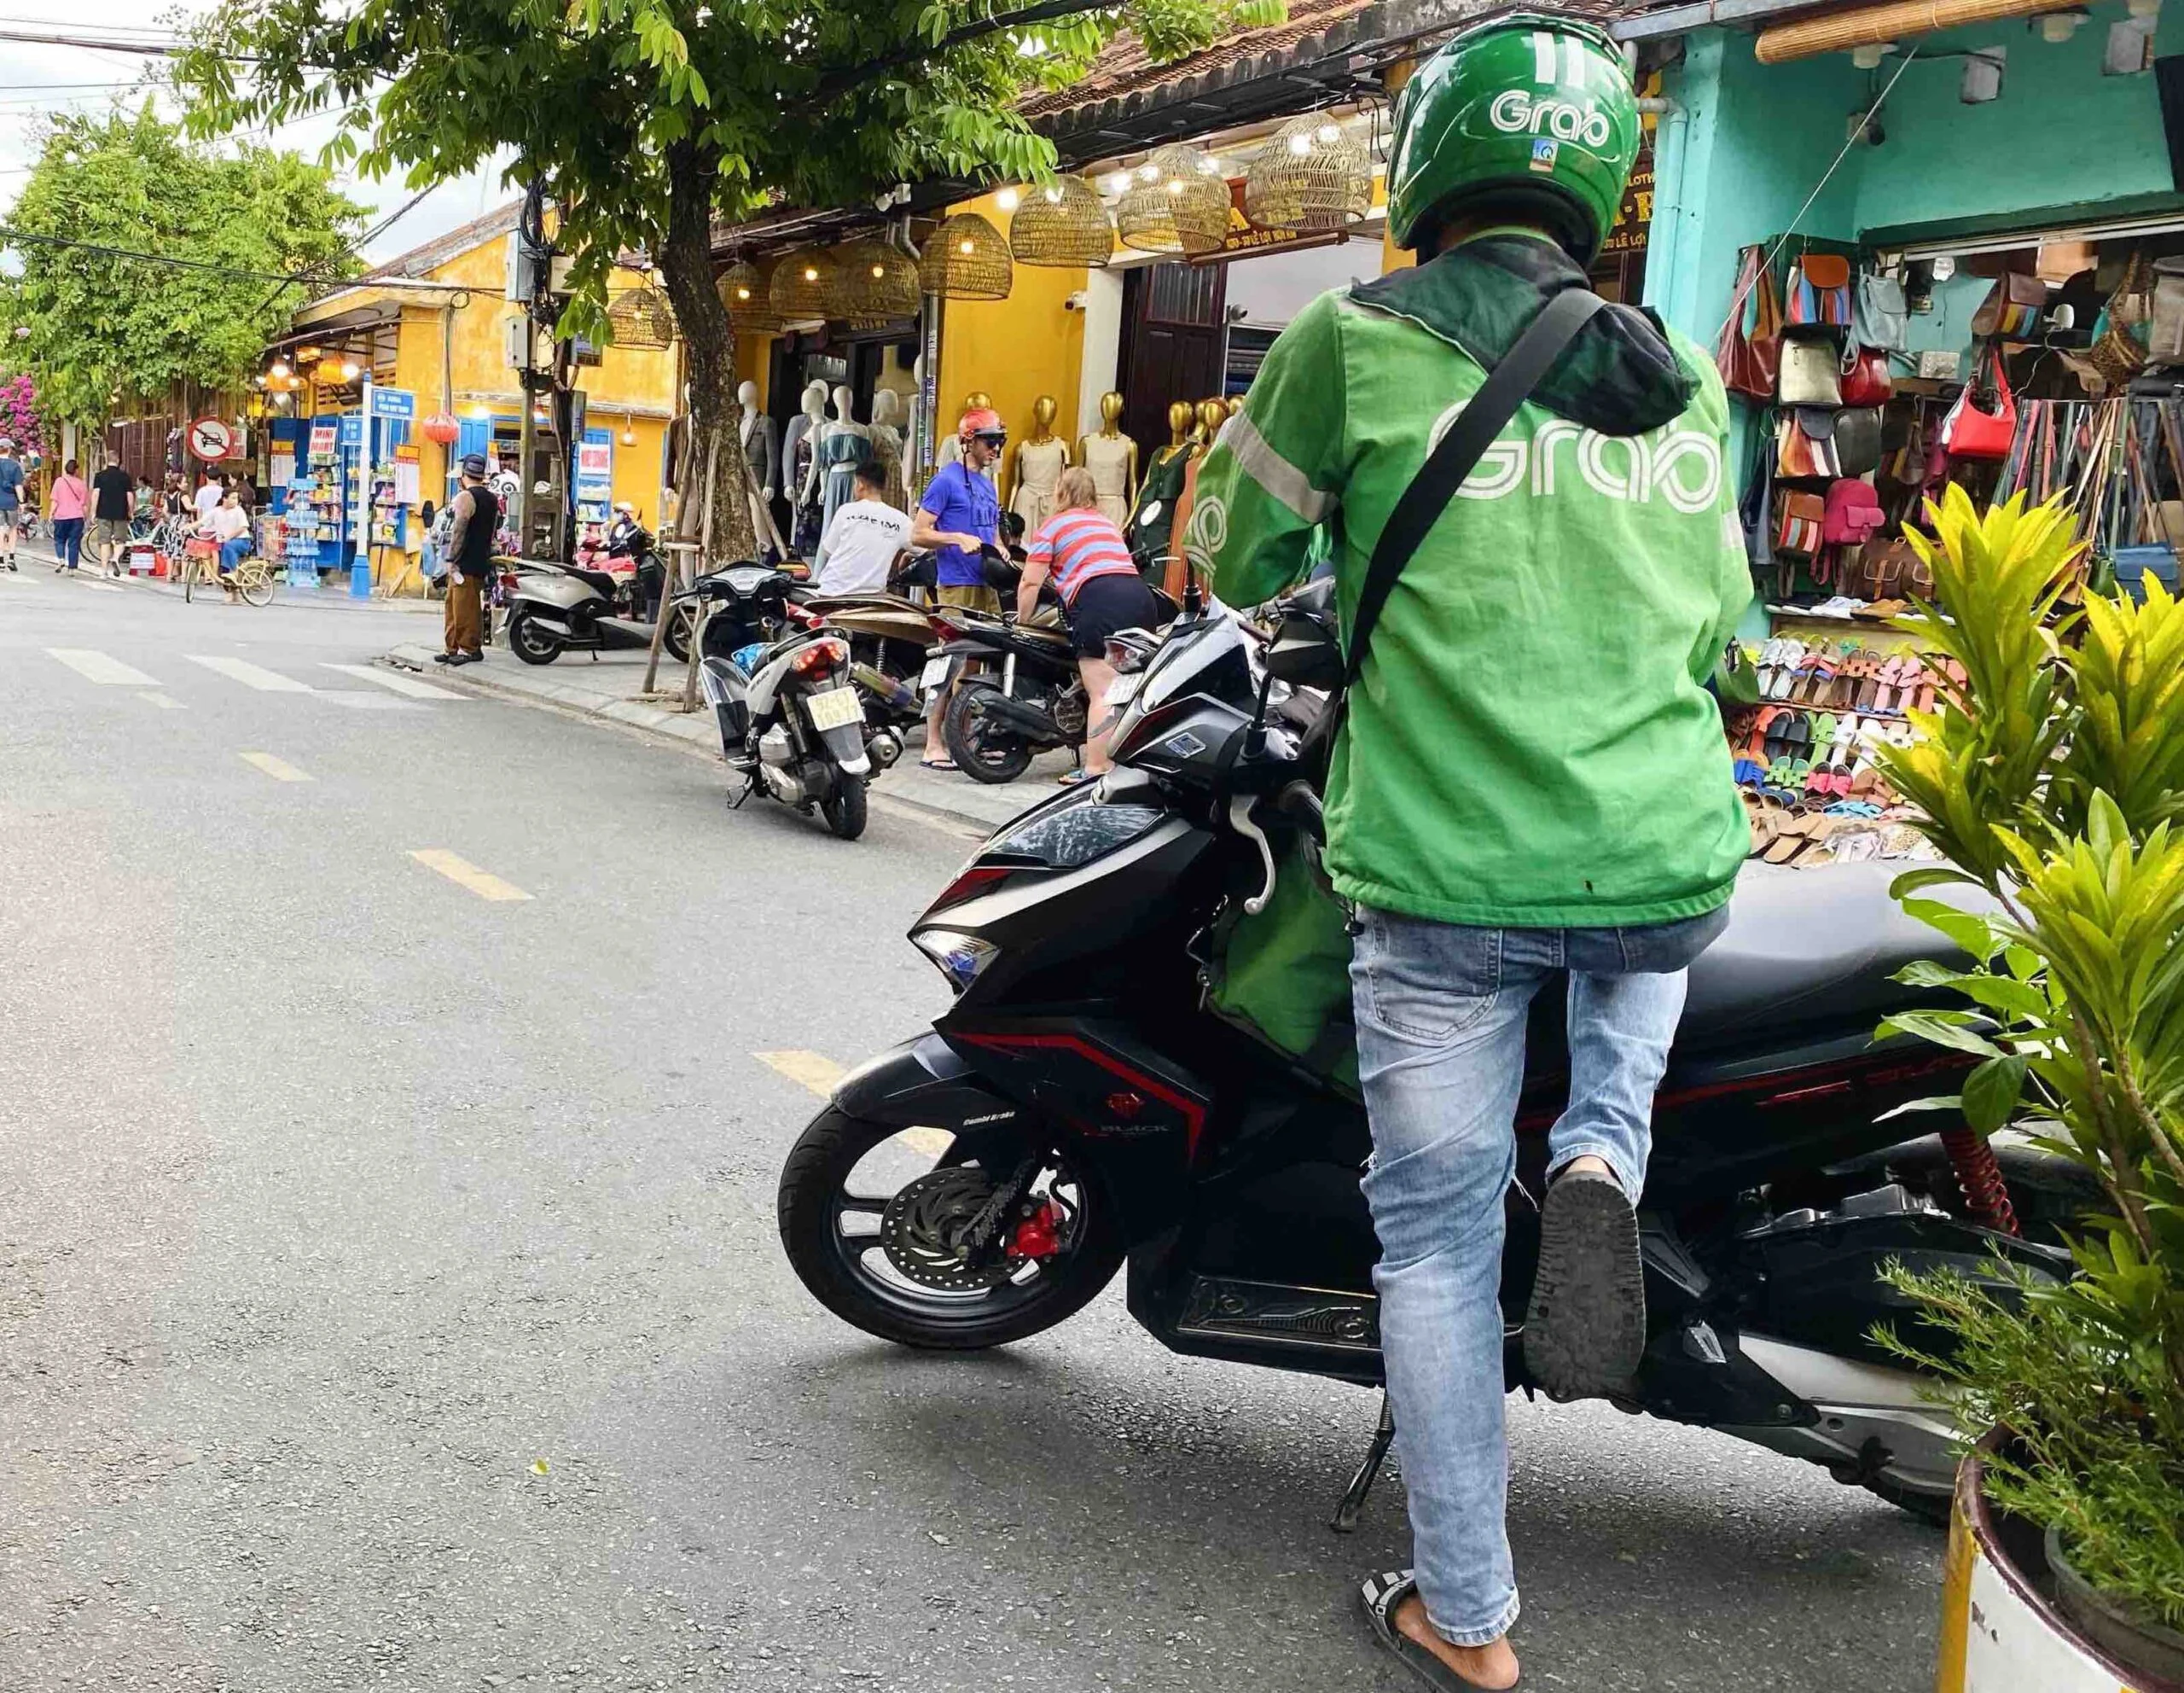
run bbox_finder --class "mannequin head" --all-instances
[1029,394,1057,439]
[1225,395,1244,418]
[963,390,992,413]
[800,381,828,419]
[1099,391,1124,433]
[1194,398,1228,442]
[737,380,760,410]
[830,383,856,423]
[871,389,902,428]
[1165,399,1194,446]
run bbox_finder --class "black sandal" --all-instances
[1360,1572,1507,1692]
[1522,1166,1646,1400]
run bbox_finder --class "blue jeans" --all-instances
[51,516,83,569]
[218,535,250,575]
[1350,904,1726,1647]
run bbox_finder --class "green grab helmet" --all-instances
[1385,12,1641,264]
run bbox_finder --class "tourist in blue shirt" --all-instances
[909,407,1006,769]
[0,439,25,571]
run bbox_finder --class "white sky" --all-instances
[0,1,514,266]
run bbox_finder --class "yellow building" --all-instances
[264,201,681,590]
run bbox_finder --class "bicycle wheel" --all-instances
[237,560,275,608]
[183,553,196,602]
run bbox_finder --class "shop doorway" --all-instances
[1117,262,1228,455]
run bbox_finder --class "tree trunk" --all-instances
[658,137,754,566]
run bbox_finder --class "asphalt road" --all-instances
[0,563,1944,1692]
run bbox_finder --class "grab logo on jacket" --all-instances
[1427,399,1723,515]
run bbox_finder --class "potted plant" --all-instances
[1872,486,2184,1692]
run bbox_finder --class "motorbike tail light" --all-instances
[1105,636,1153,673]
[499,571,520,592]
[928,864,1012,912]
[792,637,848,677]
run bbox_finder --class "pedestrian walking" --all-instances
[0,439,25,569]
[90,450,134,577]
[48,457,89,572]
[435,452,498,666]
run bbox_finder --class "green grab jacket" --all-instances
[1194,231,1751,929]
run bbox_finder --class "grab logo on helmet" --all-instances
[1487,90,1615,150]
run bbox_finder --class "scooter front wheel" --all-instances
[777,1106,1122,1350]
[505,606,562,665]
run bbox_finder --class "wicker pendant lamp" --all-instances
[1243,114,1372,233]
[717,259,782,332]
[832,237,921,324]
[770,247,839,321]
[1116,143,1228,257]
[919,212,1013,300]
[606,283,677,349]
[1008,175,1113,269]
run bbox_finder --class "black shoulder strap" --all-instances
[1341,286,1606,691]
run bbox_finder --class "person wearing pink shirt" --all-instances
[48,457,89,572]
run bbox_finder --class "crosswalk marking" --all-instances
[757,1050,950,1154]
[78,581,123,594]
[239,751,311,783]
[186,655,312,693]
[49,648,160,686]
[408,849,533,903]
[139,692,183,710]
[321,662,466,701]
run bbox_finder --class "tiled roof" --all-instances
[1019,0,1380,121]
[360,199,525,282]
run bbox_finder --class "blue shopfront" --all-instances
[268,386,416,584]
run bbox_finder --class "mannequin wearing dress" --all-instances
[936,390,994,477]
[868,388,908,511]
[1166,398,1231,598]
[1077,390,1139,528]
[782,381,828,557]
[738,379,785,561]
[818,383,872,540]
[1005,395,1068,537]
[1126,399,1199,573]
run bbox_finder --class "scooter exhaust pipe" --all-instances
[969,689,1058,742]
[867,726,904,771]
[851,662,918,713]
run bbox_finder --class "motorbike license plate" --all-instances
[1104,672,1142,707]
[804,685,864,732]
[921,655,952,690]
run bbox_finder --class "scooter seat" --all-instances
[570,566,620,598]
[1678,861,1989,1047]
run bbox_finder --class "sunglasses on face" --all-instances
[973,433,1007,449]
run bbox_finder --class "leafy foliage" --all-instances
[0,107,366,423]
[1873,485,2184,1626]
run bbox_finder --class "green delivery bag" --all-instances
[1204,835,1361,1097]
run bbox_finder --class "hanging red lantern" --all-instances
[421,411,461,446]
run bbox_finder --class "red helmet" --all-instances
[957,406,1005,445]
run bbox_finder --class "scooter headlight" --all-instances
[911,929,998,993]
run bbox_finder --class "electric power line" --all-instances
[0,224,350,286]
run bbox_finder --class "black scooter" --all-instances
[502,551,695,666]
[777,576,2085,1527]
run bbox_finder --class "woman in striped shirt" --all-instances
[1019,466,1166,781]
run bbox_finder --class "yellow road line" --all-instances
[239,750,311,783]
[757,1050,950,1154]
[407,848,534,902]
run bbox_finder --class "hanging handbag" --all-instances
[1971,273,2048,339]
[1939,346,2018,461]
[1774,490,1826,556]
[1740,428,1775,572]
[1839,345,1894,407]
[1779,336,1844,405]
[1831,406,1885,477]
[1822,477,1885,545]
[1856,535,1920,600]
[1777,410,1840,480]
[1715,245,1781,401]
[2088,253,2152,389]
[1785,253,1853,332]
[1853,273,1908,353]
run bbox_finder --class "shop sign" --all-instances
[577,429,614,505]
[1197,179,1351,265]
[369,385,416,422]
[187,416,234,462]
[1599,154,1653,258]
[308,422,338,458]
[338,413,363,448]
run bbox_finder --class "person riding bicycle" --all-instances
[202,486,253,599]
[1191,15,1750,1689]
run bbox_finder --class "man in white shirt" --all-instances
[193,473,228,526]
[811,461,909,595]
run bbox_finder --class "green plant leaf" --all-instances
[1875,1093,1965,1121]
[1877,1011,2005,1059]
[1961,1055,2029,1134]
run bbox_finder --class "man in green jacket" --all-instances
[1192,15,1748,1689]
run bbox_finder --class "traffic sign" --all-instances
[187,416,234,462]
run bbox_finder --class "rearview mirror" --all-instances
[1263,608,1344,691]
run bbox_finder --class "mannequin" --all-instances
[738,379,785,561]
[1005,395,1068,536]
[936,390,995,476]
[1077,391,1138,527]
[1126,399,1199,573]
[782,381,828,557]
[817,383,872,539]
[868,388,908,510]
[1165,398,1233,597]
[908,355,930,486]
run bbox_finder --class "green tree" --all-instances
[175,0,1275,555]
[1,105,366,425]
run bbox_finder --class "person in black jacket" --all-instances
[436,454,500,666]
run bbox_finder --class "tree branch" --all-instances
[807,0,1121,104]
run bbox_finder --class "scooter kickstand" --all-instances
[1329,1393,1396,1534]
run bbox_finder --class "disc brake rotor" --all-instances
[878,1165,1018,1291]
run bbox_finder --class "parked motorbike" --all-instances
[793,584,938,747]
[683,564,895,840]
[501,552,694,666]
[778,576,2084,1526]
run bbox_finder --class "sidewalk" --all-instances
[20,537,439,611]
[383,642,1069,835]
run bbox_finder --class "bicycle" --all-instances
[181,536,276,607]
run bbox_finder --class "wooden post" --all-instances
[642,411,702,695]
[680,431,723,713]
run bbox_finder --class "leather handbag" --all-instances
[1856,536,1920,599]
[1786,253,1853,332]
[1972,273,2048,340]
[1839,346,1894,407]
[1779,336,1844,404]
[1774,491,1826,556]
[1715,245,1781,401]
[1940,347,2018,461]
[1778,410,1840,480]
[1831,406,1885,477]
[1853,273,1908,352]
